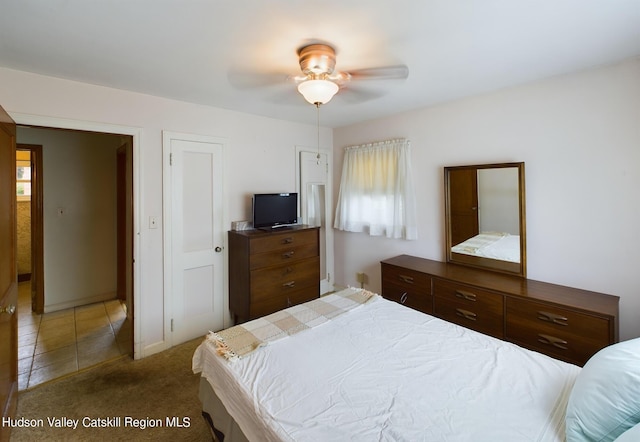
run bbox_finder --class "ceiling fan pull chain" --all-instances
[316,103,321,165]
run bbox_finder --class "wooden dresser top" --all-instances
[381,255,619,317]
[229,225,318,238]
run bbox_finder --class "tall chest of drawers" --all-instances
[381,254,619,366]
[229,226,320,324]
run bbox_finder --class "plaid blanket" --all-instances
[208,287,378,361]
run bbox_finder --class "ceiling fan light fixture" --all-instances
[297,79,339,105]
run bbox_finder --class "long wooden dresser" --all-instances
[229,225,320,324]
[381,254,619,366]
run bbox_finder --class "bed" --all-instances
[193,287,640,442]
[451,232,520,263]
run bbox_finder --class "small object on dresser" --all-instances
[231,221,252,231]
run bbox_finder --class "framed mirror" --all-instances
[444,162,526,277]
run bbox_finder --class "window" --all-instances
[334,139,417,239]
[17,159,31,201]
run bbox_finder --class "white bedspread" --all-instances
[193,294,580,442]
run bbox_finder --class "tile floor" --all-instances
[17,281,132,390]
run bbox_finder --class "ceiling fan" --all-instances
[293,43,409,105]
[229,42,409,105]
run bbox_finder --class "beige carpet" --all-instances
[11,337,212,441]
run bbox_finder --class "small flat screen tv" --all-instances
[252,193,298,229]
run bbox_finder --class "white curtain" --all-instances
[334,138,417,239]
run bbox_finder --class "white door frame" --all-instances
[295,145,334,294]
[9,112,144,359]
[162,131,230,348]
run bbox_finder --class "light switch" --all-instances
[149,216,158,229]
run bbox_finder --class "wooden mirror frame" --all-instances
[444,162,526,277]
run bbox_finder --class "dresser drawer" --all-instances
[505,297,611,365]
[249,285,320,319]
[382,264,430,292]
[250,242,319,269]
[433,279,504,339]
[382,263,432,313]
[250,257,320,302]
[383,281,433,314]
[249,229,317,254]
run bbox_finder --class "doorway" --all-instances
[16,145,43,314]
[15,126,135,389]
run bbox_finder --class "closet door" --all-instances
[164,132,226,345]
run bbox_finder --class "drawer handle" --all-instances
[455,308,477,321]
[282,251,295,259]
[455,290,477,302]
[282,281,295,288]
[537,311,568,326]
[399,275,414,284]
[400,292,408,304]
[282,237,294,244]
[537,334,568,350]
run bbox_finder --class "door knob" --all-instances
[0,304,15,315]
[214,247,223,252]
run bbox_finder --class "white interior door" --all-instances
[298,150,334,294]
[166,134,225,345]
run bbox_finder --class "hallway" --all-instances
[17,282,132,390]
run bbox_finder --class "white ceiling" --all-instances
[1,1,639,128]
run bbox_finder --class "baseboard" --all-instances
[141,341,169,358]
[43,291,118,313]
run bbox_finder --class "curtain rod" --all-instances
[343,138,408,151]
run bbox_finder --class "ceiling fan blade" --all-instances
[347,65,409,81]
[336,84,387,104]
[264,88,308,106]
[227,69,294,89]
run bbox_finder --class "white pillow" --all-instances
[614,423,640,442]
[566,337,640,442]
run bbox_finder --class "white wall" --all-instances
[18,127,121,311]
[333,58,640,341]
[3,57,638,349]
[0,67,331,356]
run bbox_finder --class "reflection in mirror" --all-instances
[445,162,526,277]
[307,183,326,280]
